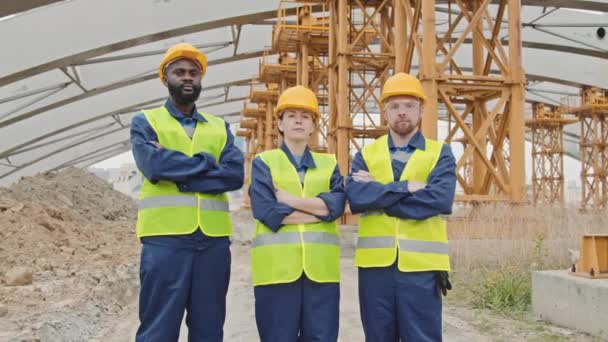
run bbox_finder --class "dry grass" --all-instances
[446,203,608,319]
[447,203,608,271]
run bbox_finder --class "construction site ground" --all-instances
[0,168,603,341]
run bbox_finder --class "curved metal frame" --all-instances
[0,0,606,183]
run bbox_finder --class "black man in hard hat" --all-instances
[249,86,346,341]
[130,43,244,342]
[346,73,456,341]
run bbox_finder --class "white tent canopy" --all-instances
[0,0,606,185]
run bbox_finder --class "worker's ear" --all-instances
[310,119,317,136]
[277,114,284,133]
[162,74,169,87]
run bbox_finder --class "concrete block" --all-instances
[532,270,608,337]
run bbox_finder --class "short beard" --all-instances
[168,82,201,105]
[390,119,420,137]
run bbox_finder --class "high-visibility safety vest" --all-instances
[136,106,232,238]
[355,134,450,272]
[251,149,340,286]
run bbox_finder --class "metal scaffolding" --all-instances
[526,103,576,204]
[328,0,392,175]
[238,0,608,208]
[328,0,527,202]
[238,103,260,205]
[272,2,332,151]
[250,81,280,151]
[568,87,608,210]
[421,0,526,202]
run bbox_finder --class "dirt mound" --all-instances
[0,167,140,341]
[0,167,138,271]
[7,167,136,222]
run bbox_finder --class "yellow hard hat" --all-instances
[380,72,426,106]
[274,85,320,119]
[158,43,208,82]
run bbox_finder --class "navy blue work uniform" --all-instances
[130,99,244,342]
[249,144,346,342]
[346,131,456,342]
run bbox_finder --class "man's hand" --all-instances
[352,171,375,183]
[275,185,296,206]
[408,181,426,193]
[149,141,163,149]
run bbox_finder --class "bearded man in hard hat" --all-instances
[130,43,244,341]
[346,73,456,341]
[248,85,346,341]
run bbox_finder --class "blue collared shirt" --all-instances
[249,143,346,232]
[346,130,456,220]
[130,99,244,195]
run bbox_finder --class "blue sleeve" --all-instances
[316,165,346,222]
[176,122,244,194]
[385,144,456,220]
[345,151,411,214]
[249,157,295,232]
[130,113,217,183]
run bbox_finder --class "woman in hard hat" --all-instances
[248,85,346,341]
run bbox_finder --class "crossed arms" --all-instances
[130,113,244,194]
[249,158,346,231]
[346,145,456,220]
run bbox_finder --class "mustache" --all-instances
[177,82,200,92]
[168,81,201,105]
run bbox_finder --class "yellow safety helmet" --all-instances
[380,72,426,106]
[274,85,320,119]
[158,43,208,82]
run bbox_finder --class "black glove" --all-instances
[436,271,452,296]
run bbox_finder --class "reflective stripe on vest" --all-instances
[251,149,340,285]
[138,195,196,209]
[199,199,230,212]
[357,236,449,254]
[399,239,449,254]
[138,196,229,212]
[135,106,232,238]
[357,236,395,248]
[355,134,450,272]
[253,232,340,247]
